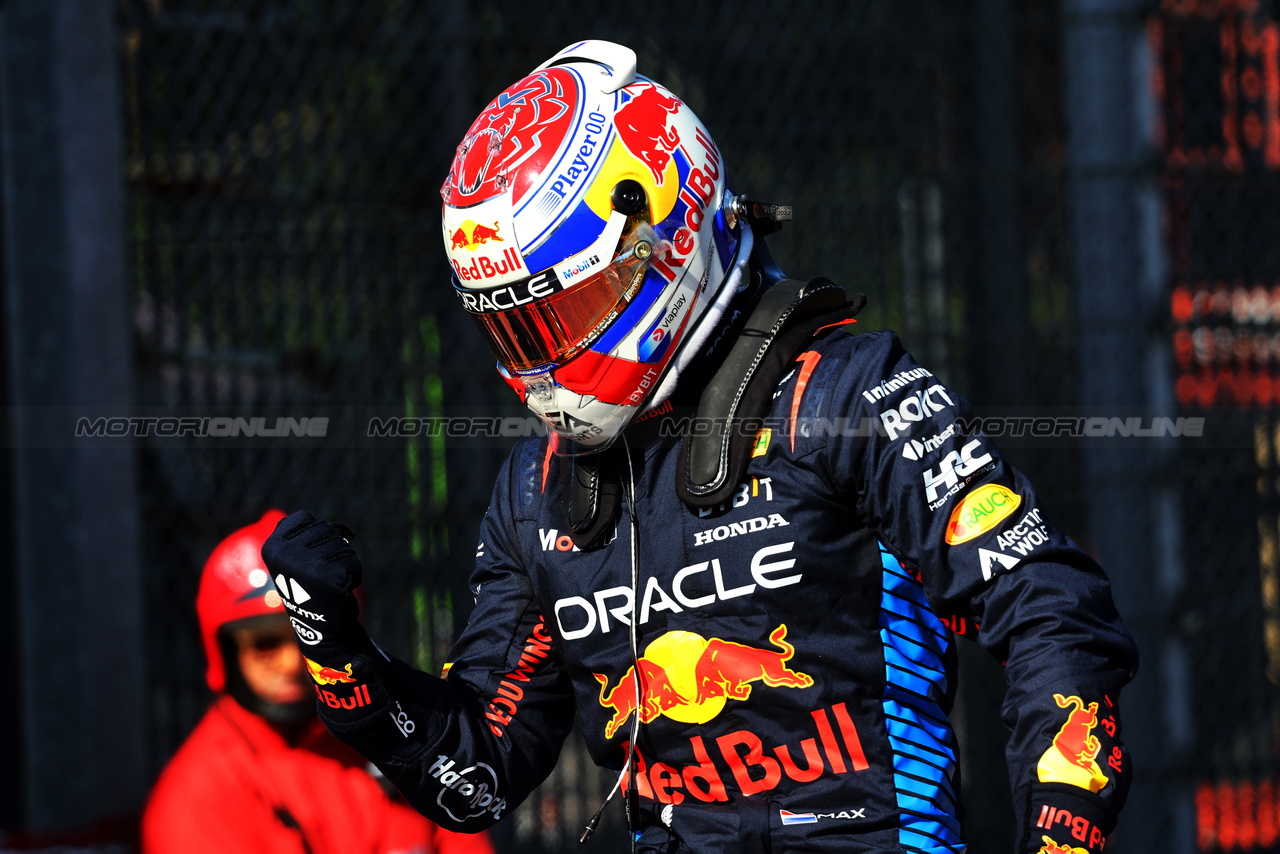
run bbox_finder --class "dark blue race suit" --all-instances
[326,328,1137,854]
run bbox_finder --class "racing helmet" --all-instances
[442,41,747,452]
[196,509,287,692]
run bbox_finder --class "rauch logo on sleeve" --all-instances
[944,484,1021,545]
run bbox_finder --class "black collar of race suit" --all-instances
[561,446,625,550]
[560,262,866,549]
[675,278,866,508]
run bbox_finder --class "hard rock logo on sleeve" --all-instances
[1037,694,1110,793]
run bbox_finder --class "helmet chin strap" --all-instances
[644,221,755,412]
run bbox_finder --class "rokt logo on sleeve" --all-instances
[880,385,955,441]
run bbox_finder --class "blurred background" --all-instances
[0,0,1272,851]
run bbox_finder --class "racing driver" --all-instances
[262,41,1138,854]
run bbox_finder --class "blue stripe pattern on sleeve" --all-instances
[878,543,964,853]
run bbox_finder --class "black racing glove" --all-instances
[261,510,386,723]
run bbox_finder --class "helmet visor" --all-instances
[456,222,659,373]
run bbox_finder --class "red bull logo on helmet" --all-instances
[594,624,813,738]
[449,220,505,252]
[444,196,529,288]
[613,81,683,186]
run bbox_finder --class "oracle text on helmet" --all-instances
[455,268,567,313]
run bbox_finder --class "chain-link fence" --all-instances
[56,0,1270,852]
[1157,1,1280,851]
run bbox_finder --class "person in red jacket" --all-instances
[142,509,494,854]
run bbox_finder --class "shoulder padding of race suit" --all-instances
[675,277,865,508]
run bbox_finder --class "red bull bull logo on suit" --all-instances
[1037,693,1111,793]
[593,624,813,737]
